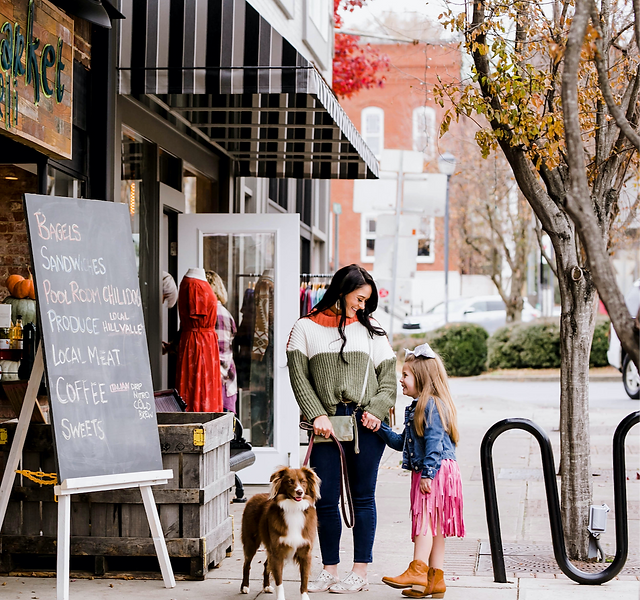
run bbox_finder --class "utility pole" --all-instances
[388,152,405,342]
[333,202,341,271]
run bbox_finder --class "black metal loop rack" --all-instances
[480,411,639,585]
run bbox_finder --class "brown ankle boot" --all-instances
[401,568,446,598]
[382,560,429,589]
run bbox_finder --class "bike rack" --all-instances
[480,411,639,585]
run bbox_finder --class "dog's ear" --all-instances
[268,466,289,500]
[301,466,321,501]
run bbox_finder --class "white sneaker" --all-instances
[308,570,340,593]
[329,571,369,594]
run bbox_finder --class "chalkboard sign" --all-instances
[24,195,163,482]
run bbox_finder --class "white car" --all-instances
[607,279,640,400]
[402,295,541,335]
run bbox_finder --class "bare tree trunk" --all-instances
[557,254,595,560]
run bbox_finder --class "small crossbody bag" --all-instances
[313,337,373,454]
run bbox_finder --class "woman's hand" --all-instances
[313,415,334,439]
[420,478,432,494]
[361,411,381,432]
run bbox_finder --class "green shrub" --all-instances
[511,320,561,368]
[487,317,611,369]
[427,322,488,377]
[487,324,521,369]
[590,318,610,367]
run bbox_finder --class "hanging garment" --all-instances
[252,274,274,361]
[216,301,238,412]
[233,287,255,389]
[176,276,223,412]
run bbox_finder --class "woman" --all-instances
[286,264,397,593]
[206,270,238,413]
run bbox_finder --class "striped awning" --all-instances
[117,0,378,179]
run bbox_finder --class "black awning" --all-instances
[117,0,378,180]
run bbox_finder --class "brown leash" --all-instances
[300,421,355,529]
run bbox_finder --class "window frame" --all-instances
[361,107,385,158]
[412,106,436,159]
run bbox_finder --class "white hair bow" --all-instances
[404,343,436,359]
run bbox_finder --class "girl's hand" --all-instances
[420,478,432,494]
[313,415,334,439]
[361,411,381,432]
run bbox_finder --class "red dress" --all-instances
[176,277,223,412]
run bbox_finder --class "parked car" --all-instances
[402,295,540,335]
[607,279,640,400]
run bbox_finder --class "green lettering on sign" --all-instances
[0,0,68,129]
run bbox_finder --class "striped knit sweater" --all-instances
[286,310,397,422]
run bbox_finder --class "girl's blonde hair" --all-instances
[205,270,228,305]
[405,353,459,444]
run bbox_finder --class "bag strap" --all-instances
[299,421,355,529]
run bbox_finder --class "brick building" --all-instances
[332,41,476,314]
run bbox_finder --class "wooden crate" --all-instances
[0,412,234,579]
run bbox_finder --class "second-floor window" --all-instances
[361,107,384,157]
[413,106,436,159]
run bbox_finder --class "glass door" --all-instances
[178,214,300,483]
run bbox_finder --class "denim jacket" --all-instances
[377,397,456,479]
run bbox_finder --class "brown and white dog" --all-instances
[241,466,321,600]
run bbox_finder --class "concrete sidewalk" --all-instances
[1,378,638,599]
[0,573,638,600]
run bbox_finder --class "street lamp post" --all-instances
[438,152,456,324]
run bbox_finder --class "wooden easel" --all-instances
[0,345,176,599]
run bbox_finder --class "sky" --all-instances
[339,0,465,40]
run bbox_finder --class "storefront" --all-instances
[116,0,378,482]
[0,0,122,305]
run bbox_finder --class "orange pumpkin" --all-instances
[13,277,34,300]
[6,274,23,295]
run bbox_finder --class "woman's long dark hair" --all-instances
[308,264,386,361]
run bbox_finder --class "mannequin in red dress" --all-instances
[175,268,223,412]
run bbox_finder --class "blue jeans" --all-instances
[310,403,386,565]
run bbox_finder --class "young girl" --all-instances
[376,343,464,599]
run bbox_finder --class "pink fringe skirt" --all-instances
[410,459,465,539]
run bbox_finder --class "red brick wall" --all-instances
[333,42,462,272]
[0,166,38,301]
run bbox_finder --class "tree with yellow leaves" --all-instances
[436,0,639,559]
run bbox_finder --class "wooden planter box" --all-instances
[0,412,234,579]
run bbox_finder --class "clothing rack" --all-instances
[300,273,333,282]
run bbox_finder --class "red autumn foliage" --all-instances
[333,0,389,99]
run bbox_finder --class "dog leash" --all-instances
[300,421,355,529]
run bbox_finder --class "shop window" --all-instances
[301,238,311,273]
[361,107,384,157]
[46,166,86,198]
[159,149,182,191]
[184,165,215,213]
[269,179,288,210]
[120,127,154,270]
[296,180,312,226]
[413,106,436,159]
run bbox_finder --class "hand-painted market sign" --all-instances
[0,0,73,159]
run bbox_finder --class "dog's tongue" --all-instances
[295,496,302,502]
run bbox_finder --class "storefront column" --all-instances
[89,24,117,202]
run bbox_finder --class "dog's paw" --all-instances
[275,584,285,600]
[301,593,310,600]
[263,585,274,593]
[241,585,250,594]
